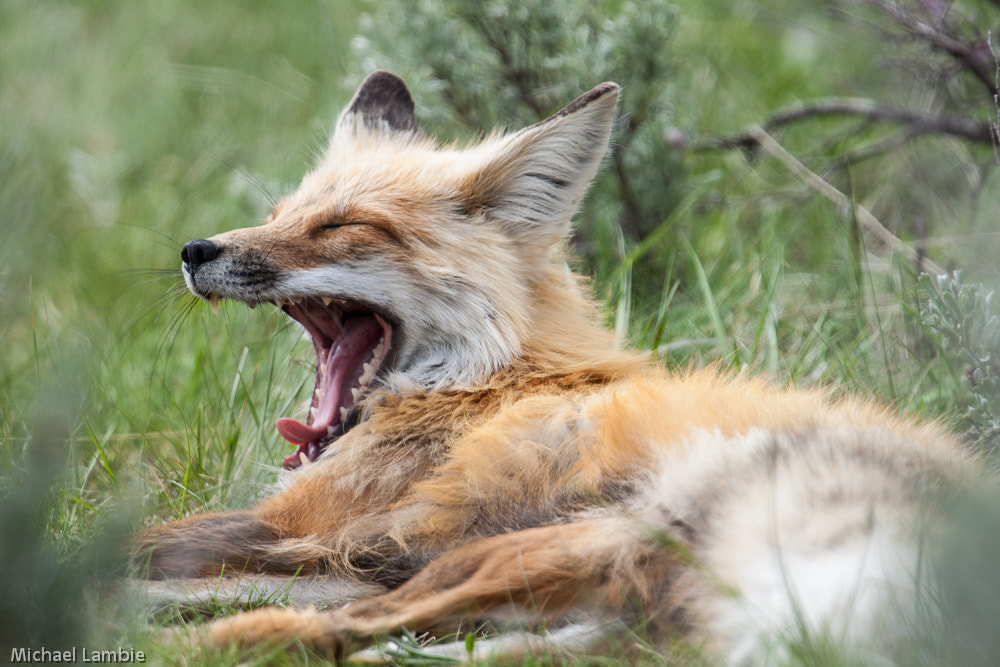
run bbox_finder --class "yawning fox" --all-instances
[137,71,978,662]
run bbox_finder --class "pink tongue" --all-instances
[275,317,382,446]
[275,417,327,446]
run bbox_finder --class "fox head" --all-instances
[180,71,622,469]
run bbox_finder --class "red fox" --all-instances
[138,71,978,662]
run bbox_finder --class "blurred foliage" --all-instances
[917,272,1000,455]
[933,483,1000,666]
[0,371,133,655]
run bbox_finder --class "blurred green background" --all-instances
[1,0,998,662]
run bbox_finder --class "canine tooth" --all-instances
[209,294,220,315]
[372,339,385,358]
[321,297,333,307]
[299,452,310,467]
[310,406,318,421]
[351,388,361,402]
[339,407,348,422]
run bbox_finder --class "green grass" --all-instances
[1,0,998,664]
[0,0,363,659]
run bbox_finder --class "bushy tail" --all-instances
[643,424,969,663]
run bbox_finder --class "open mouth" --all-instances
[273,298,393,470]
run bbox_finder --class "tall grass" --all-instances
[0,0,362,656]
[1,0,997,663]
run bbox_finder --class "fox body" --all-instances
[139,72,976,662]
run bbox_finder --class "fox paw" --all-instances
[191,606,355,657]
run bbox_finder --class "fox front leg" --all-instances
[133,511,324,579]
[200,517,677,658]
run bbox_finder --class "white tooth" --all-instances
[327,425,337,437]
[351,388,361,402]
[299,452,309,467]
[316,388,324,399]
[339,407,348,422]
[371,340,385,359]
[309,406,318,421]
[359,362,375,385]
[322,297,333,306]
[320,363,328,375]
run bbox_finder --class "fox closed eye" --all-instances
[320,220,364,231]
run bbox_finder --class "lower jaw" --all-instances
[282,401,369,470]
[283,440,327,470]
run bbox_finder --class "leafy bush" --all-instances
[917,272,1000,455]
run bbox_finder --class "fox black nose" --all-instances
[181,238,220,274]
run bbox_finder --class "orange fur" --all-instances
[142,72,979,662]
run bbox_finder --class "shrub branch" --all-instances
[700,97,996,153]
[858,0,999,100]
[746,125,946,276]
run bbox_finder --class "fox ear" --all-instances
[334,71,422,141]
[465,82,619,245]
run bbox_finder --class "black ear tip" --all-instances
[554,82,620,119]
[592,82,620,97]
[348,71,420,134]
[360,70,409,89]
